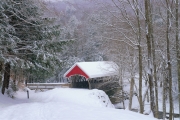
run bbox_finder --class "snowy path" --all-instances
[0,88,157,120]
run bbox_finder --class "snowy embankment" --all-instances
[0,88,157,120]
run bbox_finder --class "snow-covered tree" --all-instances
[0,0,64,94]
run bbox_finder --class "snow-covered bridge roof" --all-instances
[64,61,119,79]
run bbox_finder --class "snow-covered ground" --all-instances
[0,88,158,120]
[114,74,180,120]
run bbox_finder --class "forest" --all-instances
[0,0,180,119]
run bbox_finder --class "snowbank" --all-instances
[29,88,114,108]
[0,88,157,120]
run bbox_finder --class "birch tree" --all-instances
[89,0,148,112]
[110,0,146,113]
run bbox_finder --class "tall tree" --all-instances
[133,0,144,113]
[165,0,173,119]
[175,0,180,117]
[144,0,156,117]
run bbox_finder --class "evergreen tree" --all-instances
[0,0,64,94]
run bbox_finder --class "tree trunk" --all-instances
[135,0,143,113]
[138,42,144,114]
[142,86,149,103]
[129,77,134,110]
[163,76,167,120]
[0,62,3,87]
[1,63,11,94]
[166,1,173,119]
[151,21,159,118]
[144,0,156,117]
[175,0,180,117]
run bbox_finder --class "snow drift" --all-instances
[0,88,157,120]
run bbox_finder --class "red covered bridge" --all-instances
[64,61,118,89]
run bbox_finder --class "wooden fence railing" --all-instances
[27,83,70,91]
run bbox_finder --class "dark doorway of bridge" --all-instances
[70,75,89,89]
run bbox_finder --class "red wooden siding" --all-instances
[65,65,89,79]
